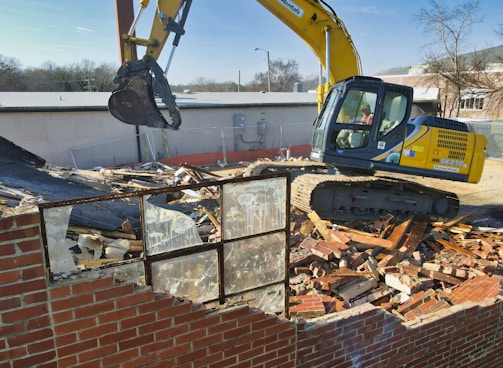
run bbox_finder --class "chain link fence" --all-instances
[466,120,503,159]
[69,121,313,169]
[69,120,503,169]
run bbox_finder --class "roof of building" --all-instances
[0,91,317,112]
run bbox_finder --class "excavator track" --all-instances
[243,160,459,221]
[291,174,459,221]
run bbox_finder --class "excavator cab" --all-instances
[311,76,487,183]
[311,76,413,169]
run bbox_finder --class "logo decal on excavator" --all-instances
[278,0,304,17]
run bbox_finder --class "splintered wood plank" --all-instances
[307,210,338,242]
[399,215,430,257]
[436,238,478,258]
[338,231,394,249]
[386,216,414,250]
[377,216,430,269]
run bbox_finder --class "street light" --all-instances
[254,47,271,92]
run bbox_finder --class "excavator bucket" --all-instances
[108,56,181,129]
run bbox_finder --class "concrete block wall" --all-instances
[1,212,503,368]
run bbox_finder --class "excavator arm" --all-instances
[256,0,361,105]
[109,0,361,128]
[109,0,191,129]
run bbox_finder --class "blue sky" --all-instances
[1,0,502,85]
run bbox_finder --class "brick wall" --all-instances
[1,212,502,368]
[0,213,56,368]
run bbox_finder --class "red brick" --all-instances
[115,289,154,309]
[1,278,47,298]
[26,315,51,330]
[175,328,207,345]
[156,299,192,319]
[0,226,40,243]
[78,344,117,363]
[208,356,237,368]
[12,350,55,368]
[95,283,135,301]
[119,333,155,351]
[193,351,224,367]
[237,329,264,346]
[157,342,191,360]
[49,284,71,299]
[23,290,47,305]
[17,239,43,253]
[99,328,136,347]
[51,293,94,312]
[189,314,220,331]
[54,316,96,336]
[97,305,137,324]
[71,277,113,295]
[51,309,72,324]
[0,217,14,231]
[0,269,20,287]
[15,213,40,227]
[57,338,97,358]
[54,333,77,348]
[138,294,174,314]
[220,306,250,321]
[207,320,236,336]
[156,324,189,342]
[176,347,208,365]
[7,328,53,347]
[0,346,26,361]
[21,266,45,280]
[192,333,223,350]
[27,338,55,355]
[74,300,114,319]
[0,321,25,337]
[173,309,207,326]
[122,353,158,368]
[223,325,251,340]
[102,348,139,366]
[121,311,156,330]
[0,243,15,256]
[138,318,172,336]
[236,309,266,326]
[79,322,118,341]
[2,303,48,323]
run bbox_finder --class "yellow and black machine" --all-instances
[108,0,487,220]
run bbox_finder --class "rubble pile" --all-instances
[1,151,502,321]
[288,209,503,321]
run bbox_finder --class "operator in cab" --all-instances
[358,103,373,125]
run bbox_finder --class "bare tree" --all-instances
[252,59,300,92]
[416,0,483,117]
[0,55,25,91]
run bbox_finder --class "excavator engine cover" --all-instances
[108,57,181,129]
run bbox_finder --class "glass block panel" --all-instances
[225,283,285,316]
[222,177,287,239]
[224,232,285,294]
[144,195,203,255]
[151,250,218,304]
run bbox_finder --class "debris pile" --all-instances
[288,209,503,321]
[1,141,502,320]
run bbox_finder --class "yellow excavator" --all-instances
[109,0,488,220]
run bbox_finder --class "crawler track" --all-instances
[243,160,459,221]
[291,173,459,221]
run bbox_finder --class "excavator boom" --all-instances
[109,0,361,128]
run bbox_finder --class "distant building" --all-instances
[377,45,503,119]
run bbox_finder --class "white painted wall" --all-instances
[0,92,317,168]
